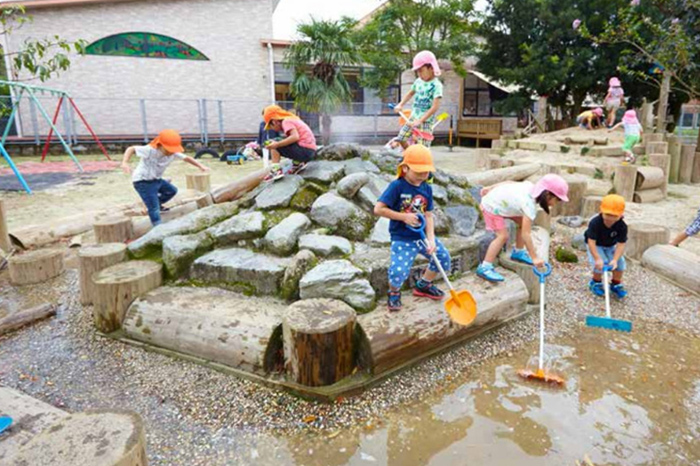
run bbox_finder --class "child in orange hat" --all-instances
[584,194,628,299]
[373,144,451,311]
[262,105,317,181]
[121,129,209,226]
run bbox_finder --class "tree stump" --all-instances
[550,175,587,217]
[282,298,356,387]
[78,243,127,306]
[195,192,214,209]
[667,135,681,183]
[647,153,670,195]
[635,166,665,190]
[679,144,696,184]
[186,172,211,193]
[645,133,665,143]
[93,216,133,244]
[581,196,603,219]
[693,151,700,184]
[9,249,64,285]
[633,188,665,204]
[626,223,670,260]
[0,199,10,253]
[534,208,550,231]
[613,164,638,202]
[92,261,162,334]
[646,141,667,155]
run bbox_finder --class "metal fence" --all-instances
[0,95,461,146]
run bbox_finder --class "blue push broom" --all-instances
[585,264,632,332]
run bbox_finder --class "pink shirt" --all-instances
[282,119,317,150]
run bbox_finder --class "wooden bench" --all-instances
[457,118,503,147]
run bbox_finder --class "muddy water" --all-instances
[283,325,700,465]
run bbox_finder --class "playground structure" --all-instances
[0,80,110,194]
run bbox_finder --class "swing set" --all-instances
[0,80,110,194]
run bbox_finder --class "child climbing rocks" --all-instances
[609,109,643,163]
[585,194,628,299]
[577,108,604,130]
[669,206,700,247]
[121,129,209,226]
[262,105,317,181]
[604,77,625,127]
[374,145,451,311]
[476,174,570,282]
[391,50,443,149]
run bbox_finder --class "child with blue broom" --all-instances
[585,194,628,298]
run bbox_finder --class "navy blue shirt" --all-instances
[378,177,434,241]
[585,214,628,247]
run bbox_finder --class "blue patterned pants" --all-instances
[389,238,451,289]
[686,207,700,236]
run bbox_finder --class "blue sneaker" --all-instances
[477,263,504,282]
[510,248,534,265]
[589,280,604,297]
[387,291,402,311]
[610,283,628,299]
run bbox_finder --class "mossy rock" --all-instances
[290,182,327,211]
[555,246,578,263]
[560,145,571,153]
[581,146,591,155]
[263,208,296,230]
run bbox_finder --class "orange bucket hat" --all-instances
[600,194,625,216]
[396,144,436,178]
[263,105,299,129]
[149,129,184,153]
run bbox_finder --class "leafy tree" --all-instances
[354,0,477,97]
[284,18,360,144]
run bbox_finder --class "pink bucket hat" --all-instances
[593,107,604,117]
[412,50,442,76]
[622,109,639,125]
[531,174,570,202]
[609,77,621,87]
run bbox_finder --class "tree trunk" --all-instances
[0,303,56,336]
[550,175,587,217]
[635,166,665,190]
[536,96,547,133]
[283,298,356,387]
[642,245,700,294]
[648,153,670,196]
[668,134,682,183]
[465,163,540,187]
[92,261,162,334]
[9,249,64,285]
[78,243,127,306]
[186,172,211,193]
[626,223,669,260]
[692,151,700,184]
[210,169,267,204]
[633,188,665,204]
[614,164,638,202]
[656,70,672,132]
[679,145,696,184]
[321,113,332,145]
[0,199,10,253]
[581,196,603,219]
[641,99,654,133]
[94,217,133,244]
[646,142,668,155]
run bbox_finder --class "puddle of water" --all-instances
[283,325,700,465]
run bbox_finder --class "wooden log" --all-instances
[635,166,665,190]
[581,196,603,219]
[465,163,540,187]
[93,216,133,244]
[642,245,700,294]
[646,141,668,155]
[488,155,514,169]
[78,243,127,306]
[0,303,56,336]
[626,223,670,260]
[0,199,10,253]
[92,261,162,334]
[667,135,681,184]
[9,249,64,285]
[645,133,665,143]
[633,188,665,204]
[195,192,214,209]
[129,202,199,240]
[211,168,267,204]
[500,226,550,304]
[641,101,654,133]
[679,144,696,184]
[186,172,211,192]
[551,175,587,217]
[648,153,670,195]
[693,151,700,184]
[282,298,356,387]
[613,164,638,202]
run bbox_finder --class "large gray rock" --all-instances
[255,175,303,210]
[162,231,214,277]
[432,184,448,204]
[298,234,353,257]
[316,142,369,161]
[280,249,317,300]
[343,157,381,175]
[369,151,400,174]
[191,248,291,295]
[445,205,479,237]
[300,161,345,184]
[357,174,390,211]
[310,192,374,241]
[128,202,238,258]
[572,233,587,251]
[433,207,451,235]
[469,186,483,204]
[207,211,265,245]
[337,172,370,199]
[433,169,451,186]
[369,217,391,245]
[299,260,375,311]
[447,185,472,205]
[263,212,310,256]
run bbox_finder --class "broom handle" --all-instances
[407,214,454,292]
[539,280,545,371]
[603,265,612,319]
[431,250,455,292]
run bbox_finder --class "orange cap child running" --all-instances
[149,129,184,154]
[396,144,436,178]
[600,194,625,217]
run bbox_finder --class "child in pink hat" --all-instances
[604,77,625,127]
[609,109,643,163]
[391,50,443,149]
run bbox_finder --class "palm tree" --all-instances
[285,18,360,145]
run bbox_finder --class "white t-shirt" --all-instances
[481,181,537,220]
[131,145,185,182]
[623,122,641,137]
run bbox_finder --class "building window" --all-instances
[463,73,505,117]
[85,33,208,60]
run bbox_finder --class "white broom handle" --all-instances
[539,280,545,371]
[604,268,611,319]
[431,251,455,292]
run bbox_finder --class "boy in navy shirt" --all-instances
[585,194,628,298]
[374,145,451,311]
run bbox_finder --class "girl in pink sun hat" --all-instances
[391,50,443,149]
[604,77,625,127]
[609,109,643,163]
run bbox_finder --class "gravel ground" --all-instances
[1,221,699,464]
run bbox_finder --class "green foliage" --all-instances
[594,168,604,179]
[555,246,579,263]
[1,6,86,82]
[354,0,477,95]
